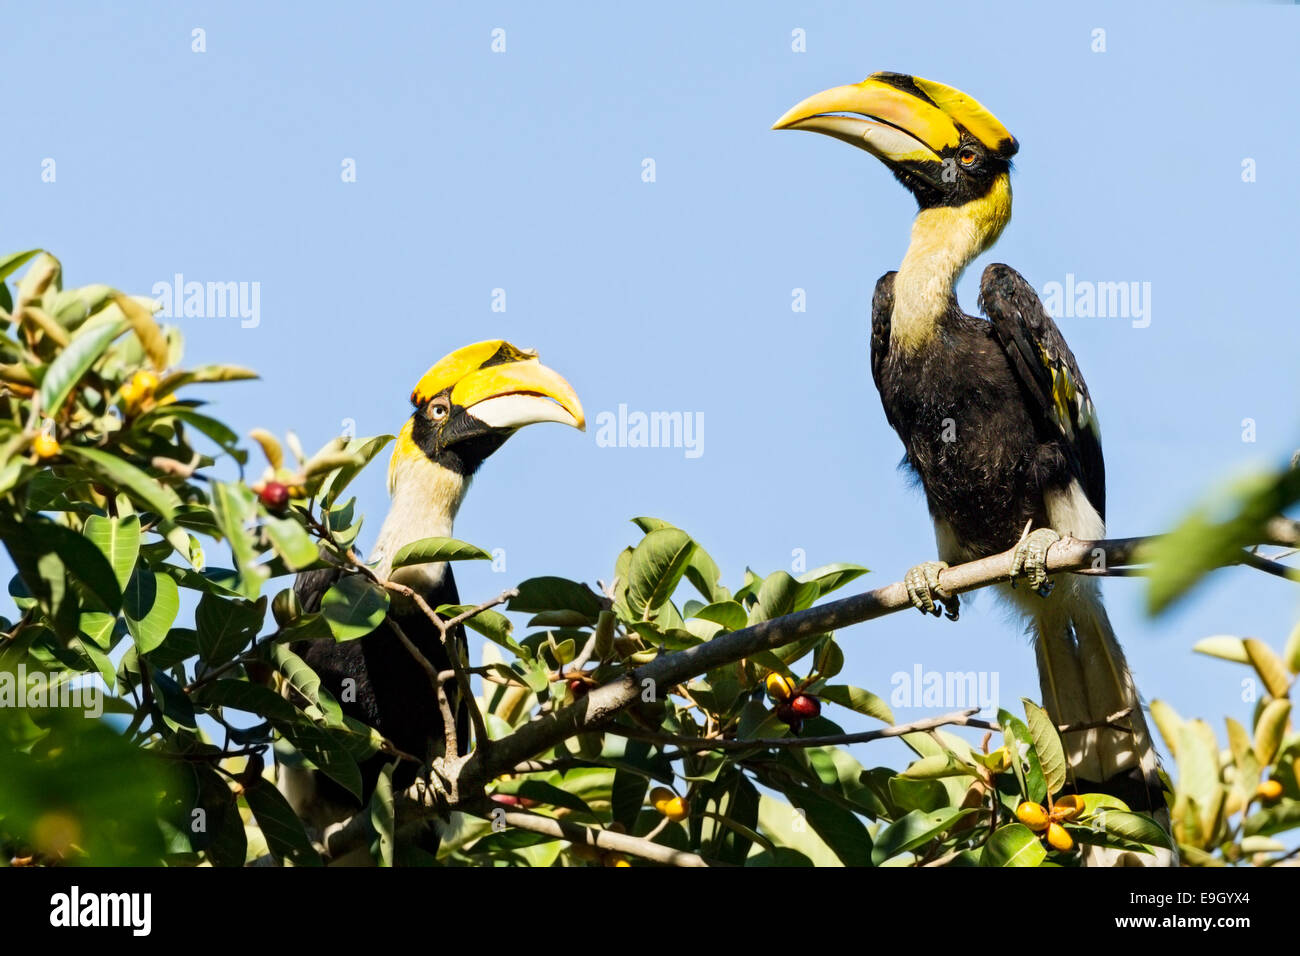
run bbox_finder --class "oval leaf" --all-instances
[321,575,390,641]
[391,536,491,569]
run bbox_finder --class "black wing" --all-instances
[289,562,470,807]
[293,565,340,613]
[870,271,899,430]
[978,263,1106,519]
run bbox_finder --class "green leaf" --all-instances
[37,315,125,413]
[903,754,977,779]
[112,292,168,370]
[1149,699,1183,758]
[1023,699,1068,797]
[749,571,818,624]
[195,679,298,722]
[611,745,653,830]
[242,778,323,867]
[196,592,264,665]
[83,514,141,593]
[871,807,973,865]
[1097,809,1172,849]
[123,569,180,654]
[370,763,396,867]
[321,434,394,509]
[797,563,870,597]
[437,604,522,655]
[3,515,122,623]
[391,536,491,568]
[754,796,836,867]
[509,577,604,620]
[1173,719,1223,848]
[819,684,893,724]
[1243,800,1300,837]
[153,364,258,401]
[269,644,323,708]
[1244,638,1292,699]
[1284,620,1300,675]
[1192,635,1250,664]
[144,406,245,463]
[0,248,43,284]
[275,720,362,801]
[209,481,264,599]
[321,575,389,641]
[982,823,1048,867]
[1145,466,1300,613]
[63,446,180,522]
[628,528,695,618]
[1000,709,1047,804]
[691,600,748,632]
[1253,698,1291,766]
[263,516,319,571]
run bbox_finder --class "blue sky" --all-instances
[7,1,1299,773]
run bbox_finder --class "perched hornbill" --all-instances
[278,340,584,848]
[775,74,1169,863]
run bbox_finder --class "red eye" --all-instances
[959,149,978,166]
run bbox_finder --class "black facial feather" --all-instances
[410,388,509,477]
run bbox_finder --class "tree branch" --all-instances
[458,533,1169,786]
[605,708,996,752]
[469,804,720,867]
[322,527,1299,863]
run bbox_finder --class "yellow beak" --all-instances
[450,358,585,432]
[773,73,1017,166]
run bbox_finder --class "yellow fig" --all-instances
[1015,801,1049,831]
[121,370,159,412]
[1046,822,1074,852]
[1257,779,1284,802]
[1050,794,1083,823]
[32,432,61,459]
[650,786,688,822]
[604,852,631,867]
[765,673,795,701]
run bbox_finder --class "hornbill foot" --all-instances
[904,561,959,620]
[1010,528,1061,597]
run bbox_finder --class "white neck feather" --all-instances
[371,452,469,591]
[890,174,1012,353]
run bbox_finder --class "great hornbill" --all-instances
[774,74,1169,863]
[278,340,584,850]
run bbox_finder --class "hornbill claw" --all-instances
[904,561,959,620]
[1010,527,1060,596]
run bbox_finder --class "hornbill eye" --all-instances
[958,146,980,167]
[426,398,450,421]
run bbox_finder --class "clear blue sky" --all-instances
[7,1,1299,773]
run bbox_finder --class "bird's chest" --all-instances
[875,331,1044,545]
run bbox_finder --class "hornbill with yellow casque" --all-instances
[774,74,1170,864]
[278,341,584,853]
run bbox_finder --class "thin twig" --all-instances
[1237,550,1300,582]
[605,708,994,752]
[477,805,719,867]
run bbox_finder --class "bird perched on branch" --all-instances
[278,340,584,856]
[774,73,1169,864]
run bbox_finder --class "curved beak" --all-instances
[773,73,1017,188]
[773,77,959,176]
[450,359,585,432]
